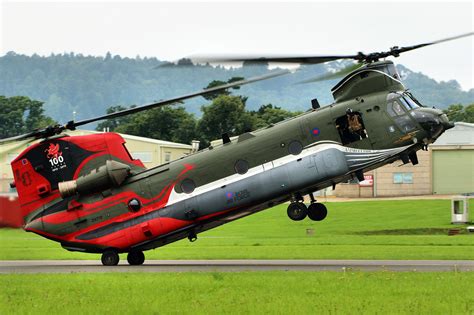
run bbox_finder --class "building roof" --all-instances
[63,130,192,149]
[432,122,474,146]
[116,133,192,149]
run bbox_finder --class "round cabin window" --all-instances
[128,198,142,212]
[288,140,303,155]
[180,178,196,194]
[234,159,249,175]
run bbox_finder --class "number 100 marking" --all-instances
[49,155,64,166]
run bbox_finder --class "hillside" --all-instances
[0,52,472,126]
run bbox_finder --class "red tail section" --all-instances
[11,132,145,225]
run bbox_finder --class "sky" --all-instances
[1,0,473,90]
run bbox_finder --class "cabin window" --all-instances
[335,110,368,145]
[127,198,142,212]
[234,159,249,175]
[180,178,196,194]
[288,140,303,155]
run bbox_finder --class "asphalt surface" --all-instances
[1,260,474,273]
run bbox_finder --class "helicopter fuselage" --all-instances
[10,62,453,258]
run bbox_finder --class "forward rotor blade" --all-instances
[392,32,474,56]
[73,69,291,127]
[296,63,363,84]
[188,32,473,65]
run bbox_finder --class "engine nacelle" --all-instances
[59,160,131,198]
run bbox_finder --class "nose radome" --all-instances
[439,113,455,130]
[411,108,446,140]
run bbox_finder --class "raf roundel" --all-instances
[311,128,320,136]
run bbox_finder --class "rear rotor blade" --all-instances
[0,132,38,144]
[296,63,363,84]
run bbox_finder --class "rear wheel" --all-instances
[127,250,145,265]
[287,202,308,221]
[101,249,119,266]
[307,203,327,221]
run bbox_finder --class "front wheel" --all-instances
[287,202,308,221]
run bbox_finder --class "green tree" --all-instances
[96,105,132,132]
[443,103,474,123]
[0,96,55,139]
[197,95,256,146]
[251,104,300,128]
[108,105,198,144]
[202,77,244,101]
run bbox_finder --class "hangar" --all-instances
[431,122,474,194]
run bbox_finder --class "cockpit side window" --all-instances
[387,100,406,117]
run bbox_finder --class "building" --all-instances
[334,122,474,197]
[0,130,195,193]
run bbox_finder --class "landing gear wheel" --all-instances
[101,249,119,266]
[307,203,328,221]
[127,250,145,265]
[287,202,308,221]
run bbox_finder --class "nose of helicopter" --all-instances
[411,108,454,140]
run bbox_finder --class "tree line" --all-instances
[96,78,300,146]
[1,90,473,145]
[1,52,473,127]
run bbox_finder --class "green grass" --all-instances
[1,272,474,314]
[1,199,474,260]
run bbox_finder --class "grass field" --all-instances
[1,272,474,314]
[1,199,474,260]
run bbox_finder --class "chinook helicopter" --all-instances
[1,33,471,266]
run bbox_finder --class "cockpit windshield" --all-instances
[388,92,422,112]
[399,96,419,110]
[403,92,423,107]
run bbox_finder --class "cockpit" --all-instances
[386,92,424,133]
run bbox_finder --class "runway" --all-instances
[1,260,474,273]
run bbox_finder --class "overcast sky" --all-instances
[1,0,473,90]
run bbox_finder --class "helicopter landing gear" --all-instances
[307,203,328,221]
[287,202,307,221]
[127,250,145,265]
[307,193,327,221]
[287,193,328,222]
[101,249,119,266]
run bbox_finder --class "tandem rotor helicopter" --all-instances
[1,33,472,266]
